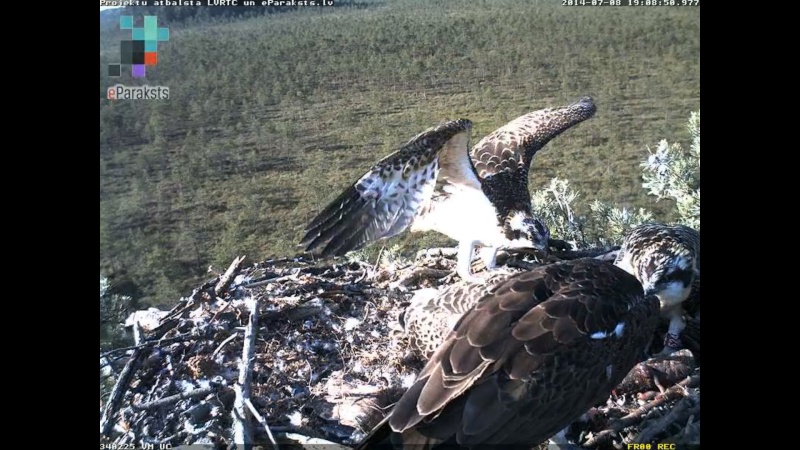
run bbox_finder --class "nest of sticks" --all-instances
[100,246,700,449]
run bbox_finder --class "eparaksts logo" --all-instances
[107,84,170,100]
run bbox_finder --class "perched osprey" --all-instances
[354,257,660,450]
[300,97,597,283]
[613,223,700,355]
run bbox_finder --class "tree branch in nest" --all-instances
[232,297,260,447]
[242,272,300,289]
[100,334,200,360]
[100,348,146,436]
[215,255,247,296]
[634,394,700,444]
[582,374,700,448]
[131,385,220,411]
[245,398,279,450]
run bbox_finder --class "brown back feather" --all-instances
[376,258,658,449]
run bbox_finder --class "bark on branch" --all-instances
[216,255,246,296]
[132,385,220,411]
[100,348,146,436]
[232,297,260,448]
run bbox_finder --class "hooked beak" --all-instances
[535,239,551,258]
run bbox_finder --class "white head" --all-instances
[614,223,700,309]
[502,211,550,253]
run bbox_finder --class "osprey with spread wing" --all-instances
[300,97,597,282]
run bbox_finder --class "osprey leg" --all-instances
[457,240,485,284]
[478,246,499,270]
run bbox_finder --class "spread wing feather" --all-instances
[471,96,597,180]
[374,258,659,449]
[300,119,473,257]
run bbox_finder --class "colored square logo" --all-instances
[132,65,146,78]
[108,15,169,78]
[120,15,133,29]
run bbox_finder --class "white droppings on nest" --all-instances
[183,419,207,435]
[176,380,198,394]
[343,317,361,331]
[124,307,168,331]
[286,410,303,427]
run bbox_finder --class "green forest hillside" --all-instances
[99,0,699,307]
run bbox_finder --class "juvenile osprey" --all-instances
[614,223,700,355]
[355,257,660,450]
[300,97,597,283]
[400,267,522,359]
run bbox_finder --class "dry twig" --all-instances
[232,297,260,447]
[132,385,220,411]
[245,398,279,450]
[100,348,146,436]
[215,255,247,296]
[582,373,699,448]
[635,394,700,444]
[100,334,200,359]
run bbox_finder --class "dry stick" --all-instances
[244,398,279,450]
[132,320,145,346]
[634,395,700,444]
[394,268,452,287]
[100,348,146,436]
[131,385,219,411]
[242,272,300,289]
[375,245,386,270]
[216,255,247,296]
[160,277,217,323]
[155,258,241,327]
[582,374,700,448]
[211,296,235,322]
[99,334,201,359]
[232,297,260,448]
[212,331,240,358]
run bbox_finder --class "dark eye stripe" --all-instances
[663,270,692,285]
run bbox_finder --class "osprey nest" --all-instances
[99,246,700,450]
